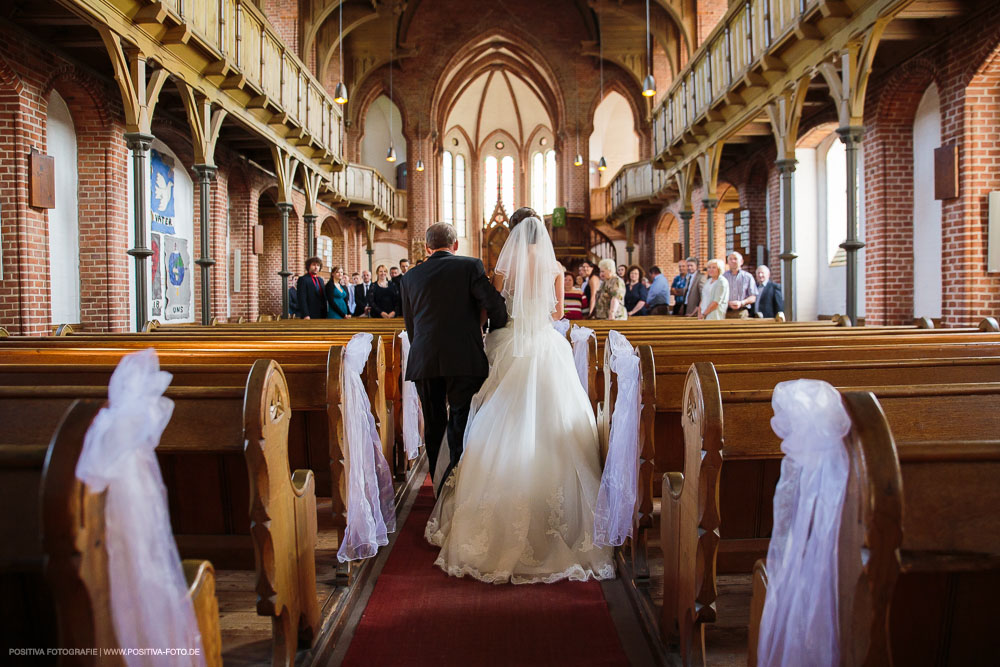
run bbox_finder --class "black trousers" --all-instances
[414,375,485,490]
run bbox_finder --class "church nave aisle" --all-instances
[324,473,658,667]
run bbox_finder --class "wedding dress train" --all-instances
[425,217,614,584]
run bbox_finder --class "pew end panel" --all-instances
[38,399,124,662]
[746,559,768,667]
[182,559,223,667]
[587,335,599,425]
[660,362,722,664]
[243,359,321,665]
[634,344,656,580]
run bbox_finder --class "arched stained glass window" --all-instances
[442,151,454,225]
[484,156,498,220]
[531,152,544,213]
[455,154,466,237]
[545,150,556,214]
[501,155,514,216]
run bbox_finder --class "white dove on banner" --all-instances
[154,172,174,213]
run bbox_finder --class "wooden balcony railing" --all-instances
[601,160,670,222]
[590,186,610,221]
[76,0,344,166]
[332,164,406,226]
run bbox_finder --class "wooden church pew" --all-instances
[0,399,221,665]
[0,335,397,505]
[664,366,1000,665]
[747,390,1000,666]
[0,360,319,666]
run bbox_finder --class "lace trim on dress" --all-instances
[433,557,616,586]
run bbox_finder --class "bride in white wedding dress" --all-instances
[425,214,614,584]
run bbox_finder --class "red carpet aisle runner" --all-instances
[340,476,629,666]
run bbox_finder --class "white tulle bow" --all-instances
[75,348,205,666]
[570,325,595,392]
[593,330,641,547]
[552,318,571,337]
[338,333,397,562]
[757,379,852,667]
[398,331,423,461]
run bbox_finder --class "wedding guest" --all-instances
[697,259,730,321]
[399,258,410,275]
[644,266,670,315]
[288,274,300,315]
[345,272,357,315]
[594,258,627,320]
[579,260,601,317]
[354,269,372,316]
[563,272,584,320]
[295,257,327,319]
[617,264,627,279]
[325,266,352,319]
[625,266,648,316]
[682,257,706,317]
[670,261,688,315]
[723,251,758,318]
[752,264,784,318]
[575,274,585,288]
[368,264,400,318]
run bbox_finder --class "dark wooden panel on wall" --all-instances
[29,152,55,209]
[253,225,264,255]
[673,243,684,262]
[934,143,958,200]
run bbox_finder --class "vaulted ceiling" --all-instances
[300,0,696,111]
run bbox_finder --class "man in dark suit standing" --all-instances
[294,257,327,319]
[288,274,300,315]
[400,222,508,490]
[683,256,707,317]
[353,269,371,316]
[752,264,784,318]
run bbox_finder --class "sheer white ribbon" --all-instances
[757,379,852,667]
[552,318,570,337]
[74,349,205,666]
[397,331,423,461]
[337,333,397,562]
[570,325,595,392]
[593,330,641,547]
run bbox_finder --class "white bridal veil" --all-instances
[494,216,562,356]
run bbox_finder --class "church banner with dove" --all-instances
[150,149,176,234]
[149,148,191,320]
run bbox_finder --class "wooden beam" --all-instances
[897,1,964,19]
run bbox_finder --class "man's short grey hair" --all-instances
[426,222,457,250]
[686,256,699,267]
[728,251,744,264]
[757,264,771,276]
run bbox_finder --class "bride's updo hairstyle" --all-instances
[510,207,541,243]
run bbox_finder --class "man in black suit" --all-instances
[353,269,372,316]
[752,264,784,318]
[294,257,327,319]
[288,274,300,315]
[400,222,508,490]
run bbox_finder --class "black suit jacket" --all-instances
[401,251,508,380]
[754,281,784,318]
[295,274,327,319]
[353,283,371,316]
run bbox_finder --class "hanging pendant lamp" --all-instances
[386,145,397,162]
[598,156,607,171]
[334,0,347,104]
[641,0,656,97]
[597,2,607,173]
[574,153,583,167]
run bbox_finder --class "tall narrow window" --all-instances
[825,139,847,264]
[484,156,498,221]
[501,155,514,216]
[442,151,454,224]
[545,150,556,214]
[455,154,466,237]
[531,152,544,213]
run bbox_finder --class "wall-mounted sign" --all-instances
[29,151,55,209]
[551,207,567,228]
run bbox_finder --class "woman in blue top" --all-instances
[325,266,352,319]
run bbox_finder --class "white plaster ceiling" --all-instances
[445,68,551,150]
